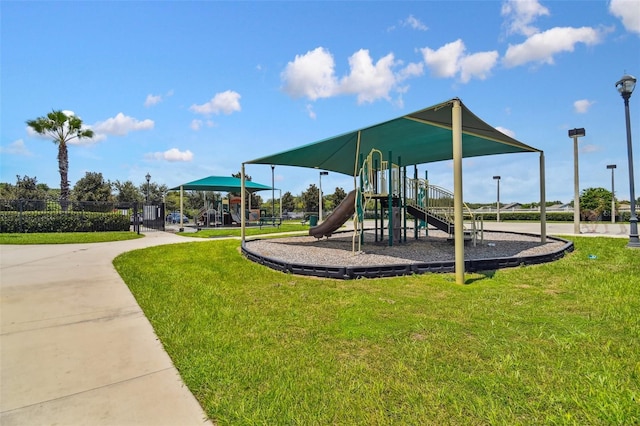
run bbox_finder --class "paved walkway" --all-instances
[1,231,214,426]
[0,222,633,425]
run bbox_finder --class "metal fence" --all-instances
[0,199,165,233]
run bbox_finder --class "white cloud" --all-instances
[581,144,600,153]
[459,51,500,83]
[609,0,640,34]
[281,47,338,100]
[495,126,516,138]
[0,139,31,156]
[147,148,194,162]
[306,104,317,120]
[281,47,423,106]
[144,94,162,107]
[190,119,216,130]
[190,90,242,115]
[421,39,498,83]
[402,15,428,31]
[421,39,465,78]
[340,50,397,104]
[397,61,424,82]
[93,113,154,136]
[190,119,203,131]
[501,0,550,36]
[503,26,603,68]
[574,99,595,113]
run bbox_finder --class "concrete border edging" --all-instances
[242,233,574,280]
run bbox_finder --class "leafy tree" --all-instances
[165,191,181,212]
[138,181,168,204]
[26,110,94,207]
[114,180,143,204]
[0,182,15,199]
[580,187,613,217]
[72,172,113,202]
[301,184,319,213]
[331,187,347,208]
[281,191,295,212]
[231,172,261,208]
[16,175,48,200]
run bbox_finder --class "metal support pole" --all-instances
[388,150,393,247]
[611,168,615,224]
[493,176,500,222]
[271,165,275,219]
[540,152,547,243]
[573,135,580,234]
[607,164,616,224]
[452,99,465,285]
[241,164,246,242]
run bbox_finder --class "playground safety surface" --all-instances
[243,229,573,279]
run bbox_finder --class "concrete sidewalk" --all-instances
[0,232,213,426]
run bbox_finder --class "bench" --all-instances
[258,217,282,229]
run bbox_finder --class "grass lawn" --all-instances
[0,231,142,244]
[178,221,314,238]
[113,236,640,425]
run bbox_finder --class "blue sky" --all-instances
[1,0,639,205]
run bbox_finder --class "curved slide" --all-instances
[309,190,356,238]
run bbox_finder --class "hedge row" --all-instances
[401,211,635,222]
[474,211,635,222]
[0,211,131,233]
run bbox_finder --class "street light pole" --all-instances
[319,171,328,222]
[568,128,586,234]
[616,74,639,248]
[607,164,616,224]
[493,175,501,222]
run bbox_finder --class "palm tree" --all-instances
[26,110,94,208]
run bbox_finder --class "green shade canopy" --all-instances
[246,98,541,176]
[170,176,273,193]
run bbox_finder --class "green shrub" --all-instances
[0,211,130,233]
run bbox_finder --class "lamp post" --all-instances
[607,164,616,224]
[319,171,328,222]
[271,165,275,219]
[145,172,151,203]
[493,175,501,222]
[615,74,639,248]
[568,128,586,234]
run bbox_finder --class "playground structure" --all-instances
[242,98,548,283]
[309,148,481,252]
[170,176,275,229]
[197,196,264,227]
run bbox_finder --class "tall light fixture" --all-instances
[607,164,616,224]
[616,74,639,247]
[319,171,328,222]
[271,164,275,219]
[493,175,501,222]
[568,128,586,234]
[145,172,151,203]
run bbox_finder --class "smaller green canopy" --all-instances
[170,176,273,193]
